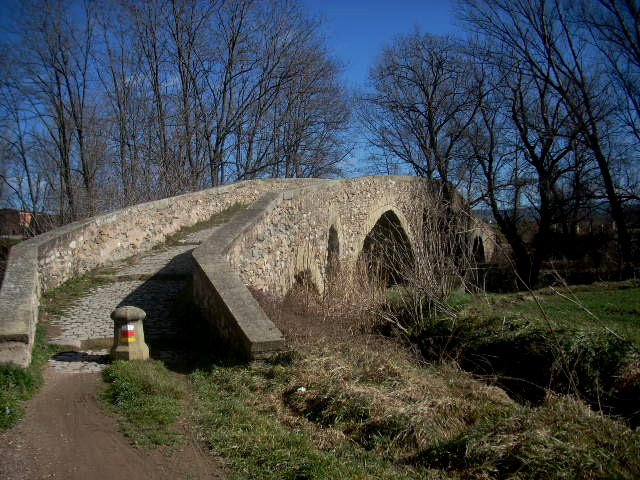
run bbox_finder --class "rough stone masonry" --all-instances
[0,176,496,367]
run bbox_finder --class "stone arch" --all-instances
[293,269,320,293]
[472,236,485,264]
[326,224,340,280]
[291,242,323,295]
[358,207,415,285]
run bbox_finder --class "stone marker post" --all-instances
[110,306,149,361]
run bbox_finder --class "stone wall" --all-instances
[190,176,499,360]
[1,174,497,367]
[191,176,448,359]
[227,176,447,295]
[191,176,428,359]
[0,178,321,367]
[192,192,294,359]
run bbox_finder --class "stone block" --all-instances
[0,342,31,368]
[110,306,150,361]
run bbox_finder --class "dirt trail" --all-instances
[1,222,229,479]
[0,368,224,480]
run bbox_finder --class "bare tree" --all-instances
[126,0,177,195]
[583,1,640,142]
[97,6,146,206]
[0,0,351,224]
[459,0,633,266]
[6,0,102,220]
[0,67,48,214]
[465,47,582,285]
[266,39,350,179]
[360,33,481,200]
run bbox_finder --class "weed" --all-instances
[414,395,640,479]
[101,359,186,447]
[0,324,56,430]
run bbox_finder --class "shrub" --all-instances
[409,312,637,422]
[414,396,640,479]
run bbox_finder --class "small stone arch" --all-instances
[358,207,415,285]
[326,224,340,281]
[290,242,324,296]
[293,269,320,294]
[472,236,485,264]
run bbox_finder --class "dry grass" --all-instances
[415,394,640,479]
[233,284,639,479]
[255,288,515,462]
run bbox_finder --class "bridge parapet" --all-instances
[228,176,430,296]
[192,176,440,358]
[0,178,318,367]
[1,175,498,367]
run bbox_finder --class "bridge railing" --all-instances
[0,179,315,367]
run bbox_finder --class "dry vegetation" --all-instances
[95,251,640,479]
[188,277,637,479]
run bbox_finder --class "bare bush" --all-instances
[365,186,481,333]
[294,184,485,337]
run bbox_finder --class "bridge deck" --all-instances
[45,224,223,374]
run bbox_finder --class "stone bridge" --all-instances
[0,176,496,367]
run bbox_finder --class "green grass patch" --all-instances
[0,324,56,431]
[190,365,417,480]
[95,295,640,479]
[164,202,246,246]
[481,280,640,346]
[101,360,186,447]
[461,280,640,348]
[93,280,640,478]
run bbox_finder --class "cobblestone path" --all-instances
[46,224,223,374]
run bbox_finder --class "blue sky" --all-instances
[300,0,461,88]
[298,1,461,174]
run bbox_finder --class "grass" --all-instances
[188,327,639,479]
[479,279,640,346]
[0,324,56,431]
[95,284,640,479]
[96,282,640,479]
[191,365,413,480]
[415,395,640,479]
[163,202,246,246]
[392,281,640,424]
[40,270,114,317]
[101,359,186,447]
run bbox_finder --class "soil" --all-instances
[0,368,225,480]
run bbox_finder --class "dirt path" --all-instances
[1,221,231,479]
[0,367,224,480]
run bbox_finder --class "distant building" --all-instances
[0,209,58,237]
